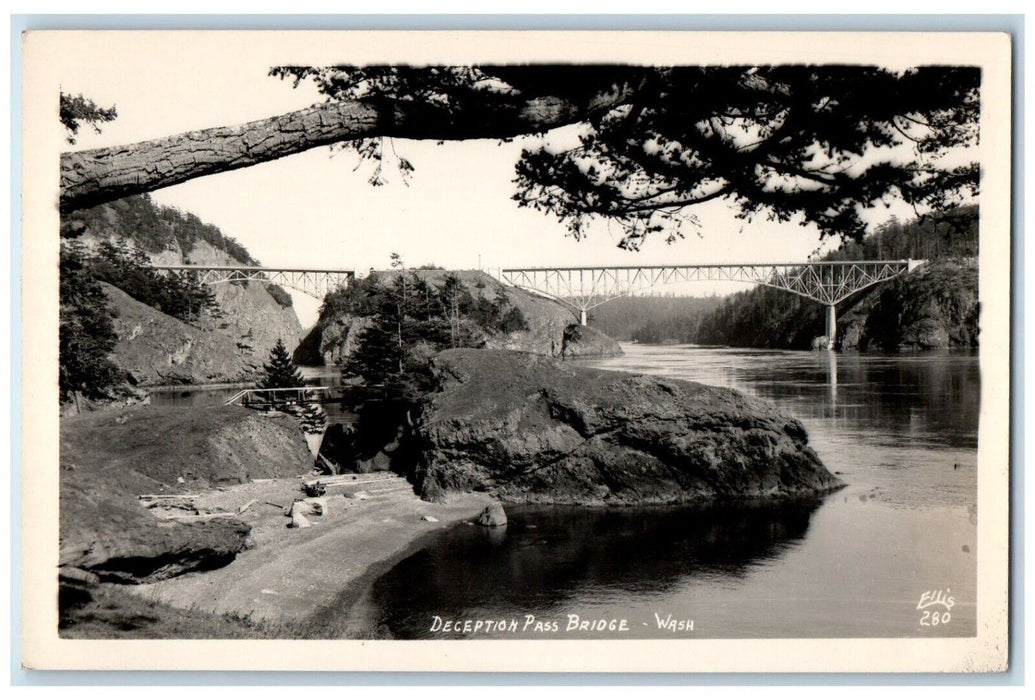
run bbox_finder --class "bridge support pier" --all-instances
[580,308,588,326]
[825,304,837,350]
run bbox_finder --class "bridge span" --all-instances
[151,265,354,300]
[500,260,922,349]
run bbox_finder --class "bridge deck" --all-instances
[151,265,355,300]
[500,260,920,345]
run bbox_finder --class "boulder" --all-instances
[413,349,842,505]
[288,512,311,529]
[58,486,251,584]
[477,503,508,527]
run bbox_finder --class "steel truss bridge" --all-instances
[501,260,922,349]
[151,265,355,300]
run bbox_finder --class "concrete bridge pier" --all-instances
[580,308,588,326]
[825,304,837,350]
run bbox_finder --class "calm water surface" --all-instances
[352,345,979,639]
[148,366,350,421]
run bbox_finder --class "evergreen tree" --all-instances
[259,339,305,389]
[60,91,117,145]
[86,241,219,324]
[299,403,328,435]
[59,243,121,405]
[65,66,979,248]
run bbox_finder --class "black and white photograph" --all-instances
[19,29,1012,672]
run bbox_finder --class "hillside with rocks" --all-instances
[294,269,622,365]
[64,195,302,383]
[59,404,313,584]
[100,283,263,386]
[836,259,979,351]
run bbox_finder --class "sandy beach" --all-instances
[130,474,495,633]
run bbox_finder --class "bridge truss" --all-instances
[152,265,355,300]
[500,260,921,348]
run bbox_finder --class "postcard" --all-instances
[20,29,1011,672]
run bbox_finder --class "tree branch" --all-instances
[60,82,640,213]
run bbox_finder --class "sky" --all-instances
[56,32,928,328]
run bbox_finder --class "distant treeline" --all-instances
[588,295,724,343]
[588,206,978,348]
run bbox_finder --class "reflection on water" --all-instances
[147,366,352,421]
[589,346,979,452]
[353,346,978,639]
[365,501,823,639]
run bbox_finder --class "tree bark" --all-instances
[60,83,637,214]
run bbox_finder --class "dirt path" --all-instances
[132,475,494,627]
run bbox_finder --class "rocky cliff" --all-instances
[294,269,622,365]
[60,404,313,583]
[66,195,303,383]
[148,239,303,360]
[412,349,842,505]
[102,283,260,385]
[838,259,979,351]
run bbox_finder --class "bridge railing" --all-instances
[500,260,920,334]
[152,265,355,300]
[501,260,916,306]
[224,386,335,408]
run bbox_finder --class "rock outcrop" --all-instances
[68,195,303,383]
[477,502,508,527]
[294,314,373,366]
[412,349,842,505]
[60,405,313,583]
[294,269,623,365]
[838,259,979,351]
[102,283,261,385]
[151,239,303,360]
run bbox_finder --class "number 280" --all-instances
[920,611,951,626]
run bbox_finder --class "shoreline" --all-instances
[302,519,462,639]
[126,476,495,636]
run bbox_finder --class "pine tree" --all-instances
[259,339,305,390]
[59,242,121,405]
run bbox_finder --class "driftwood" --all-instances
[153,512,238,522]
[300,473,399,489]
[138,494,201,500]
[237,499,259,514]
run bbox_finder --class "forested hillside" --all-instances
[587,296,724,343]
[69,194,261,265]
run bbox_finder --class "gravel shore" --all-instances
[130,475,494,634]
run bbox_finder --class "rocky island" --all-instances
[414,349,841,504]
